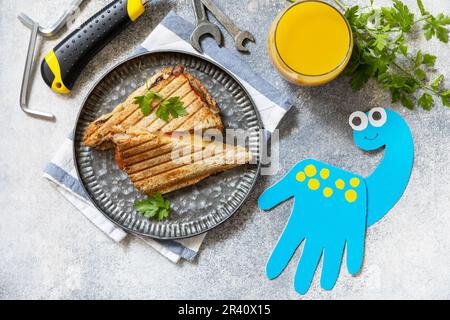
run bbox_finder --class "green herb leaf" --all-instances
[134,90,163,116]
[440,90,450,107]
[414,50,423,68]
[156,97,188,122]
[344,5,360,25]
[158,208,170,221]
[414,68,426,80]
[148,91,163,102]
[416,0,428,16]
[423,14,450,43]
[350,65,372,91]
[400,94,414,110]
[373,33,388,51]
[134,95,151,116]
[418,93,434,110]
[156,104,170,122]
[133,193,171,221]
[422,53,437,67]
[430,74,444,92]
[398,44,408,56]
[437,13,450,25]
[391,0,415,32]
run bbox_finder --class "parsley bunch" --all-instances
[133,193,171,221]
[134,81,188,121]
[286,0,450,110]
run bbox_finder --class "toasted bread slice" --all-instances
[112,129,252,195]
[83,65,223,149]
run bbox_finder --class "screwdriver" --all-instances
[41,0,151,94]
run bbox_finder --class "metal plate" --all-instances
[73,50,262,240]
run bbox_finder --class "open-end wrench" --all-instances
[190,0,223,53]
[201,0,255,53]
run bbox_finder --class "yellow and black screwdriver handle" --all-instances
[41,0,146,94]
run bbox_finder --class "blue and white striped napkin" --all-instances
[44,11,292,263]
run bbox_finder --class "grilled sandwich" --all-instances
[112,129,253,195]
[83,65,223,149]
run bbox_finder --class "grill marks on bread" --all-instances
[83,65,252,196]
[113,130,252,195]
[83,65,223,149]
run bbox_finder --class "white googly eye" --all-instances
[349,111,368,131]
[368,108,387,127]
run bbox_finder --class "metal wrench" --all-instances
[190,0,223,53]
[18,17,53,120]
[201,0,255,53]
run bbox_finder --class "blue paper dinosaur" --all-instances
[258,108,414,294]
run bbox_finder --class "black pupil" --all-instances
[352,117,362,126]
[372,111,382,121]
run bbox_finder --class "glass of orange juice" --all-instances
[268,0,353,86]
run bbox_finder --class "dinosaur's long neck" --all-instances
[366,123,414,227]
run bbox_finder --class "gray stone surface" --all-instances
[0,0,449,300]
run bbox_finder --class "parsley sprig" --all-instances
[133,81,188,121]
[156,97,189,122]
[286,0,450,110]
[133,193,170,221]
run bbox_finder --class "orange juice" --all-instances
[268,0,353,86]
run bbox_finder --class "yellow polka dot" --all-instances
[296,172,306,182]
[308,179,320,190]
[320,168,330,180]
[345,190,358,203]
[305,164,317,177]
[335,179,345,190]
[350,177,360,188]
[323,187,333,198]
